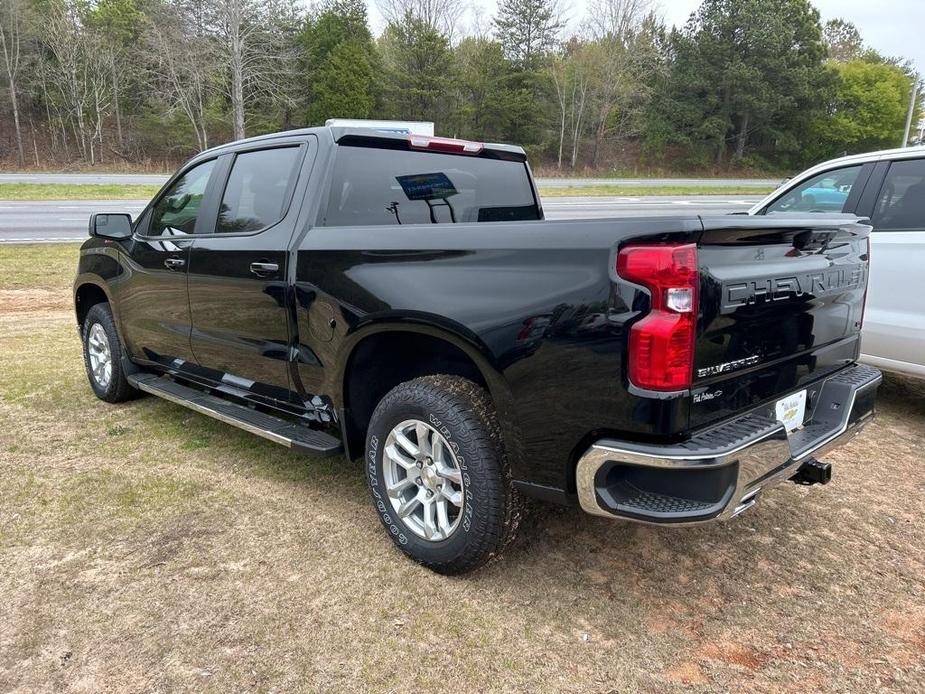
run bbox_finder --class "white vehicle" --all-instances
[324,119,434,136]
[748,146,925,379]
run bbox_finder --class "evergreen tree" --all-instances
[643,0,829,168]
[452,37,514,141]
[492,0,561,147]
[378,12,453,126]
[299,0,377,124]
[493,0,561,71]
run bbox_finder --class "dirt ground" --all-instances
[1,245,923,692]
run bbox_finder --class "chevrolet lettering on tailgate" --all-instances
[722,265,866,312]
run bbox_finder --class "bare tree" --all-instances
[494,0,563,69]
[0,0,25,167]
[823,18,864,62]
[144,5,214,151]
[206,0,297,140]
[586,0,649,42]
[90,1,144,150]
[568,46,592,168]
[549,54,568,168]
[549,38,598,169]
[43,2,111,165]
[583,0,657,167]
[377,0,463,38]
[213,0,250,139]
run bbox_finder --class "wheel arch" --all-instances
[335,320,520,464]
[73,276,128,350]
[74,277,113,324]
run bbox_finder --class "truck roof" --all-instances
[196,126,527,161]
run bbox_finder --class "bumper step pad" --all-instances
[128,373,343,457]
[610,484,718,515]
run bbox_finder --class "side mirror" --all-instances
[89,213,133,240]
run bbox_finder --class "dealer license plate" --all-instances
[775,390,807,433]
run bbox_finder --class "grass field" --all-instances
[1,244,924,692]
[0,183,162,201]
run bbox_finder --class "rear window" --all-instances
[322,146,540,226]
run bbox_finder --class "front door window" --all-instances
[149,159,216,236]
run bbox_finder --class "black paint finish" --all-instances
[114,235,196,366]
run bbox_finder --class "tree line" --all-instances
[0,0,920,173]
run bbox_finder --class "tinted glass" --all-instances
[149,159,215,236]
[215,147,301,233]
[322,146,540,226]
[764,165,862,214]
[871,158,925,231]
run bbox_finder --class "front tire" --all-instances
[81,303,138,403]
[365,375,522,574]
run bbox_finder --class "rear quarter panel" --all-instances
[294,218,702,490]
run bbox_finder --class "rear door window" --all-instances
[322,146,540,226]
[215,147,302,233]
[763,165,863,214]
[871,158,925,231]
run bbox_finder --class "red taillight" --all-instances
[617,243,698,391]
[408,135,483,154]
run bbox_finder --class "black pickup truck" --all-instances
[74,126,881,573]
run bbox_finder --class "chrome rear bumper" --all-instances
[575,364,882,524]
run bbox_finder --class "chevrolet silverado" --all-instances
[74,126,881,573]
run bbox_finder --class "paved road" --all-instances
[538,177,778,188]
[0,172,780,189]
[0,200,148,244]
[0,196,760,244]
[543,195,759,219]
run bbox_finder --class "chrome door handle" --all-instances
[249,261,279,276]
[164,257,185,270]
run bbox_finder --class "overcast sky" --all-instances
[366,0,924,75]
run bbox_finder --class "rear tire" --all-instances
[365,375,522,574]
[81,303,138,403]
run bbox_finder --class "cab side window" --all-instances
[148,159,216,236]
[214,147,301,233]
[763,165,862,214]
[871,158,925,231]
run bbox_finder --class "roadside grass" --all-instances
[538,184,775,197]
[0,183,160,200]
[1,244,924,691]
[0,243,78,292]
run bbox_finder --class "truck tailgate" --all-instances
[691,216,871,430]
